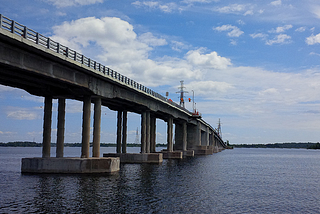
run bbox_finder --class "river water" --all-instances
[1,147,320,213]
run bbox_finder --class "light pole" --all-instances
[192,90,195,113]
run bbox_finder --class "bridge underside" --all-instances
[0,22,228,173]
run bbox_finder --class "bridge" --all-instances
[0,14,228,174]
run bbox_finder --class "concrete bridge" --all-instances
[0,14,228,174]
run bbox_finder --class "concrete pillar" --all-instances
[122,111,127,154]
[174,123,183,150]
[42,96,52,158]
[56,98,65,158]
[141,111,147,153]
[167,117,173,152]
[182,121,187,151]
[197,121,201,146]
[146,111,151,153]
[81,96,91,158]
[150,116,156,153]
[92,98,101,157]
[187,124,197,149]
[116,110,122,154]
[209,133,213,146]
[206,127,210,146]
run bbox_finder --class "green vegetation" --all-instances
[307,142,320,149]
[0,141,41,147]
[0,141,167,147]
[231,142,317,149]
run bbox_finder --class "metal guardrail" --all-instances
[0,14,191,114]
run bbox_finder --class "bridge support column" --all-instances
[141,111,146,153]
[182,122,187,151]
[81,96,91,158]
[167,117,173,152]
[209,133,213,146]
[197,121,201,146]
[150,116,156,153]
[42,96,52,158]
[116,110,122,154]
[146,111,151,153]
[122,111,127,154]
[206,127,210,146]
[56,98,65,158]
[92,98,101,157]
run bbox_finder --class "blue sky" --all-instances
[2,0,320,144]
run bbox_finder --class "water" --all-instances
[1,147,320,213]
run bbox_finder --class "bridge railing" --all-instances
[0,14,191,114]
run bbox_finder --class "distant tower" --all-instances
[176,80,188,108]
[217,119,222,137]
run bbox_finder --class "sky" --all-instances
[1,0,320,144]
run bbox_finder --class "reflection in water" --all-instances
[1,148,320,213]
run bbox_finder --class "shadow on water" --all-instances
[16,157,207,213]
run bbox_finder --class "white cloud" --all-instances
[0,131,16,135]
[306,33,320,45]
[311,6,320,19]
[237,20,245,25]
[309,52,320,57]
[51,16,232,87]
[213,24,244,37]
[186,81,234,96]
[270,0,282,6]
[230,39,237,46]
[132,1,178,13]
[45,0,103,7]
[269,25,293,33]
[250,33,268,40]
[51,16,150,65]
[6,107,41,120]
[295,27,306,32]
[138,32,167,47]
[266,34,292,45]
[171,40,190,52]
[213,4,256,16]
[244,10,254,16]
[214,4,246,14]
[181,0,219,4]
[185,49,232,69]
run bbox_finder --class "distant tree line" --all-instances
[231,142,320,149]
[0,141,167,147]
[307,142,320,149]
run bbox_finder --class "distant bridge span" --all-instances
[0,14,227,173]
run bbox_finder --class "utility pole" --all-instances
[217,119,222,137]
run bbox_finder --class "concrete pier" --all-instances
[21,157,120,174]
[162,150,183,159]
[103,153,163,164]
[194,145,214,155]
